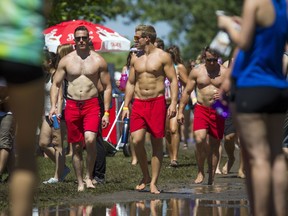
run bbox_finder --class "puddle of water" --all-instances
[0,198,248,216]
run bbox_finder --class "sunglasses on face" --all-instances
[133,35,143,41]
[206,58,218,62]
[74,36,89,42]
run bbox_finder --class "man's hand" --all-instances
[121,108,129,121]
[177,112,184,125]
[102,115,109,129]
[167,103,177,119]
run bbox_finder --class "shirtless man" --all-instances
[50,26,112,191]
[121,24,178,194]
[178,47,228,185]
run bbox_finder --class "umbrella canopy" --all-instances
[43,20,131,53]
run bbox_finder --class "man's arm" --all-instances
[177,68,197,124]
[99,60,112,128]
[164,52,178,118]
[50,59,66,118]
[122,56,136,120]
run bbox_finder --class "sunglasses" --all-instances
[133,35,144,41]
[74,36,89,42]
[206,58,218,62]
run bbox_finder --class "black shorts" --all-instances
[224,114,236,136]
[231,79,288,113]
[0,60,43,84]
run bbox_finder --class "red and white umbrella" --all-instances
[43,20,131,53]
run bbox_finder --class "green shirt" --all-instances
[0,0,44,66]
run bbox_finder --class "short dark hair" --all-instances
[74,25,89,36]
[135,25,157,43]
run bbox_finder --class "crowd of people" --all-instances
[0,0,287,215]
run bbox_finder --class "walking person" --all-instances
[165,45,188,167]
[177,47,228,185]
[40,49,71,184]
[218,0,288,215]
[50,26,112,191]
[121,24,178,194]
[0,1,46,215]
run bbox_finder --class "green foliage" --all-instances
[46,0,128,26]
[46,0,242,63]
[124,0,242,60]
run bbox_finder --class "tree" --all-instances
[46,0,128,26]
[123,0,242,60]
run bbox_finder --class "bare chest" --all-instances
[196,73,223,89]
[66,57,100,78]
[135,55,164,77]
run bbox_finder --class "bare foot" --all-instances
[194,173,204,184]
[150,184,161,194]
[86,179,95,189]
[78,184,85,192]
[222,162,228,175]
[222,158,235,175]
[131,159,138,166]
[215,168,222,174]
[135,178,151,191]
[237,171,246,179]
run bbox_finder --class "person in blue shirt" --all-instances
[218,0,288,215]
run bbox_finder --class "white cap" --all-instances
[114,71,121,81]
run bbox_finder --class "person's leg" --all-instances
[193,129,208,184]
[268,114,287,216]
[0,114,14,178]
[8,79,44,216]
[215,143,222,174]
[182,108,191,149]
[72,142,84,191]
[52,121,66,181]
[84,131,97,189]
[129,135,138,165]
[167,115,180,167]
[222,133,236,174]
[207,136,221,185]
[0,149,9,179]
[39,120,55,162]
[237,137,246,178]
[93,133,106,183]
[150,136,163,194]
[131,129,150,190]
[236,114,272,216]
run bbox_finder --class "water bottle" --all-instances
[52,115,60,129]
[119,73,128,90]
[121,117,130,144]
[212,99,230,119]
[164,78,171,100]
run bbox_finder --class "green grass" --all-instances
[0,144,198,210]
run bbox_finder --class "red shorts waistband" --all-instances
[133,95,165,102]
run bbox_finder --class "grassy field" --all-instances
[0,143,198,210]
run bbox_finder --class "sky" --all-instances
[103,16,171,43]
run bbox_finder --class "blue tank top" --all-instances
[232,0,288,88]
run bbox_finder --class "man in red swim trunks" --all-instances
[178,47,228,185]
[50,26,112,191]
[121,24,178,194]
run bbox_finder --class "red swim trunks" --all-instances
[130,96,166,138]
[65,97,101,143]
[193,103,225,140]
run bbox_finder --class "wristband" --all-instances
[104,111,110,116]
[123,106,129,111]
